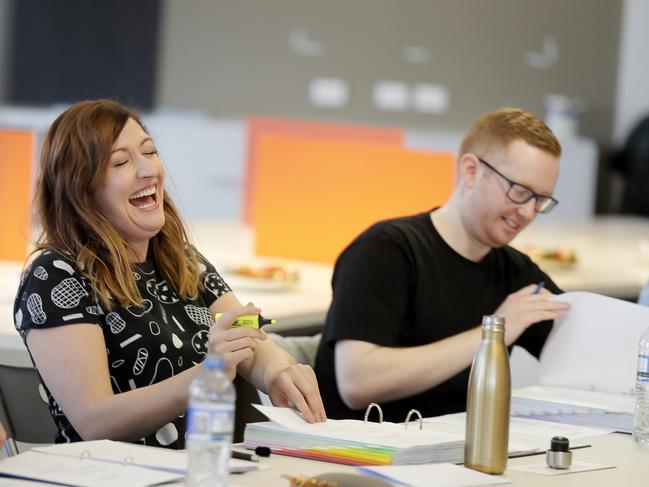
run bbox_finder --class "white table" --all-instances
[1,433,646,486]
[188,220,333,332]
[230,432,648,486]
[3,216,649,366]
[511,216,649,299]
[0,221,334,366]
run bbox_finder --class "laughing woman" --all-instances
[13,99,325,448]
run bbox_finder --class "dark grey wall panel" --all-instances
[0,0,12,101]
[7,0,160,110]
[158,0,622,142]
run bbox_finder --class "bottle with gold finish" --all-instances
[464,315,511,475]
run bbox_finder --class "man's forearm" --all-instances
[335,326,483,409]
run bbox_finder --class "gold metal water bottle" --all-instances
[464,315,511,474]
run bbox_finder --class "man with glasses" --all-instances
[315,108,570,422]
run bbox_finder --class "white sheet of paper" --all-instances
[0,450,183,487]
[543,292,649,394]
[423,413,604,453]
[509,461,615,475]
[358,463,511,486]
[424,411,610,438]
[253,404,463,449]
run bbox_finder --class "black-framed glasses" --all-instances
[477,157,559,214]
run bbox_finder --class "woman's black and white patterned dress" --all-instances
[13,250,231,449]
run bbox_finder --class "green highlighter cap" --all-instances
[213,313,276,329]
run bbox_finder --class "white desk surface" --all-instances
[187,220,333,332]
[2,433,644,486]
[0,220,334,366]
[511,216,649,299]
[229,432,647,486]
[3,216,649,366]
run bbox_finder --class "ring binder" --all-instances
[364,402,383,423]
[404,409,423,430]
[247,404,467,466]
[0,440,195,485]
[363,403,423,429]
[78,448,136,467]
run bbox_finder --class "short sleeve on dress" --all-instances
[14,251,102,338]
[196,251,232,308]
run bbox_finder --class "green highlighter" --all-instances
[213,313,276,329]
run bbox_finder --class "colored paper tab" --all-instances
[244,117,403,224]
[252,134,455,263]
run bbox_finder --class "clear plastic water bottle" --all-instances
[186,353,235,486]
[633,326,649,442]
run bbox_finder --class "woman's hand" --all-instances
[208,303,266,378]
[263,361,326,423]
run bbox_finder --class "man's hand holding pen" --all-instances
[495,283,570,346]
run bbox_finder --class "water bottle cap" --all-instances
[550,436,570,452]
[203,354,226,370]
[482,315,505,331]
[546,436,572,469]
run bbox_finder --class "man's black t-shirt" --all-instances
[314,210,560,422]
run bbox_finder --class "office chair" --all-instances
[0,363,58,452]
[266,332,321,368]
[610,115,649,215]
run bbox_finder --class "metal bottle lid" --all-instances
[546,436,572,469]
[481,315,505,332]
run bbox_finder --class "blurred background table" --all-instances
[3,216,649,367]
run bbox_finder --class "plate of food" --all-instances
[224,264,300,292]
[521,246,578,270]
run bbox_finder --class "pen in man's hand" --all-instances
[534,281,545,294]
[231,450,260,462]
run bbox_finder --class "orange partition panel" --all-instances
[0,130,35,261]
[244,117,403,224]
[253,134,455,263]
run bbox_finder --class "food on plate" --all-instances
[230,265,299,283]
[521,246,578,267]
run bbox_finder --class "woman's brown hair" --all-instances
[34,99,203,309]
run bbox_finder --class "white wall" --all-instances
[614,0,649,144]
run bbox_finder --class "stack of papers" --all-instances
[423,412,609,453]
[507,292,643,434]
[511,386,633,433]
[542,292,649,396]
[0,439,260,487]
[245,405,464,466]
[246,405,611,468]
